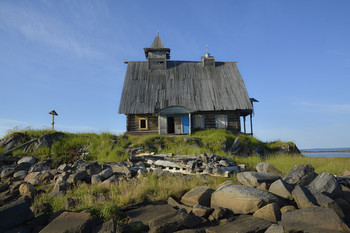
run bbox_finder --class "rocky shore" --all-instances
[1,152,350,233]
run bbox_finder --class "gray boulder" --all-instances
[39,211,95,233]
[211,185,278,214]
[17,156,36,166]
[265,224,285,233]
[181,186,215,207]
[269,179,294,200]
[0,198,34,231]
[280,206,350,233]
[206,214,271,233]
[311,190,345,218]
[67,170,88,185]
[283,164,317,186]
[308,171,342,198]
[29,160,51,173]
[107,162,133,177]
[256,162,282,175]
[13,170,27,179]
[292,185,317,209]
[99,168,113,180]
[237,171,280,187]
[252,203,281,223]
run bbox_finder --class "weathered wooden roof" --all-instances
[118,61,253,115]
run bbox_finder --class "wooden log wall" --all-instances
[191,111,240,134]
[126,114,158,133]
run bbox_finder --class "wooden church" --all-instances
[119,33,257,135]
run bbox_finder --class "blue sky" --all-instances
[1,0,350,149]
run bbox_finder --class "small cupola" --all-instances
[144,32,170,70]
[201,45,215,67]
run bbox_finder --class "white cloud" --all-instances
[0,2,101,59]
[0,118,29,138]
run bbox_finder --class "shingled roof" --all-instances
[118,60,253,115]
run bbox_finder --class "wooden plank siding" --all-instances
[191,111,240,134]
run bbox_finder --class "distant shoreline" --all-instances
[301,150,350,153]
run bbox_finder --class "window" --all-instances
[194,115,205,129]
[216,115,227,129]
[139,118,148,130]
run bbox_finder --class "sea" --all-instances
[301,148,350,158]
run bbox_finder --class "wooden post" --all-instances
[243,116,246,134]
[250,113,253,136]
[189,113,191,135]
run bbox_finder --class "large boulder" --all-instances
[0,198,34,231]
[206,214,272,233]
[17,156,36,166]
[292,185,317,209]
[148,209,202,233]
[256,162,282,175]
[211,185,278,214]
[252,203,281,223]
[237,172,280,187]
[311,190,345,218]
[39,211,95,233]
[265,224,285,233]
[126,204,177,230]
[280,206,350,233]
[308,172,342,198]
[269,179,294,200]
[181,186,215,207]
[32,132,65,151]
[283,164,317,186]
[67,170,88,185]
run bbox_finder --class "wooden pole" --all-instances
[189,113,191,135]
[250,113,253,136]
[243,116,246,134]
[52,114,55,130]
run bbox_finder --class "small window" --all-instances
[139,118,148,130]
[216,115,227,129]
[157,61,164,64]
[194,115,205,129]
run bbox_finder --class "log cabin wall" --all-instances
[126,114,158,134]
[191,111,240,134]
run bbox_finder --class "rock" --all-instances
[1,167,14,178]
[99,168,113,180]
[0,183,9,192]
[19,183,36,198]
[28,213,50,232]
[93,219,116,233]
[264,224,285,233]
[1,132,27,150]
[30,203,52,215]
[192,204,214,218]
[344,170,350,176]
[52,180,70,194]
[0,198,34,231]
[252,203,281,223]
[237,172,280,187]
[108,162,132,176]
[209,207,230,221]
[211,185,278,214]
[206,214,272,233]
[126,204,178,230]
[13,170,27,178]
[58,164,71,172]
[280,205,296,214]
[280,206,350,233]
[17,156,36,166]
[3,225,31,233]
[256,162,282,175]
[100,174,120,187]
[283,164,317,186]
[86,162,102,176]
[91,174,103,185]
[181,186,215,207]
[292,185,317,209]
[32,132,64,151]
[39,211,95,233]
[29,160,51,173]
[308,171,342,198]
[311,190,345,218]
[168,197,192,213]
[67,170,88,185]
[148,209,202,233]
[269,179,294,200]
[334,198,350,215]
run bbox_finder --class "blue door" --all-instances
[182,115,189,134]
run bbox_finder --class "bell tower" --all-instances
[144,32,170,70]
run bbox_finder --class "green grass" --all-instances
[34,173,227,221]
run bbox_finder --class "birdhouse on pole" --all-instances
[49,110,58,130]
